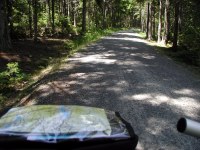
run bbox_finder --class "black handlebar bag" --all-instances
[0,105,138,150]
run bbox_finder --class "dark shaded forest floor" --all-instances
[0,37,69,112]
[0,38,68,74]
[152,45,200,77]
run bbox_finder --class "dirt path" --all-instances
[19,30,200,149]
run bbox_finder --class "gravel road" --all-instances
[19,30,200,149]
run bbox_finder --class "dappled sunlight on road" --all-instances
[146,117,169,135]
[173,88,197,96]
[104,36,145,43]
[104,32,148,43]
[68,54,117,64]
[18,30,200,149]
[122,92,199,119]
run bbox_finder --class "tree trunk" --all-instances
[52,0,55,34]
[59,0,62,15]
[6,0,13,39]
[139,3,142,31]
[63,0,66,16]
[152,3,156,38]
[67,0,70,18]
[87,1,90,29]
[33,0,38,42]
[111,6,113,27]
[178,2,182,33]
[162,0,170,45]
[173,0,180,50]
[157,0,163,43]
[47,0,51,27]
[102,0,106,29]
[0,0,11,50]
[82,0,86,34]
[162,0,169,44]
[112,5,116,27]
[95,3,99,28]
[148,2,152,40]
[73,2,77,27]
[28,0,32,37]
[131,9,134,27]
[146,2,150,39]
[58,0,61,14]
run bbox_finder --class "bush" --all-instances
[64,40,76,50]
[0,94,6,105]
[179,27,200,52]
[64,29,115,51]
[0,62,26,90]
[11,26,27,39]
[58,16,77,35]
[178,26,200,66]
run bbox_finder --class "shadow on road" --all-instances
[17,31,200,149]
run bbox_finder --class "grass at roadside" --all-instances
[0,28,122,112]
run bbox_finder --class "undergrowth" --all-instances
[64,29,117,51]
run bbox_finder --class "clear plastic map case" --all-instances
[0,105,138,150]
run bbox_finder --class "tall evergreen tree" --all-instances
[33,0,38,42]
[163,0,170,45]
[157,0,163,43]
[82,0,87,34]
[0,0,11,50]
[172,0,180,49]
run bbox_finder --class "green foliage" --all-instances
[12,0,30,38]
[38,15,48,28]
[64,40,75,50]
[64,29,117,51]
[0,62,26,90]
[58,16,76,34]
[12,26,27,39]
[9,0,135,38]
[0,94,6,105]
[179,27,200,51]
[177,0,200,66]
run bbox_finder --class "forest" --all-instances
[0,0,200,107]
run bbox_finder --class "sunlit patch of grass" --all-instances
[131,28,146,39]
[138,32,146,39]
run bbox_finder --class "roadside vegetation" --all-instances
[137,0,200,76]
